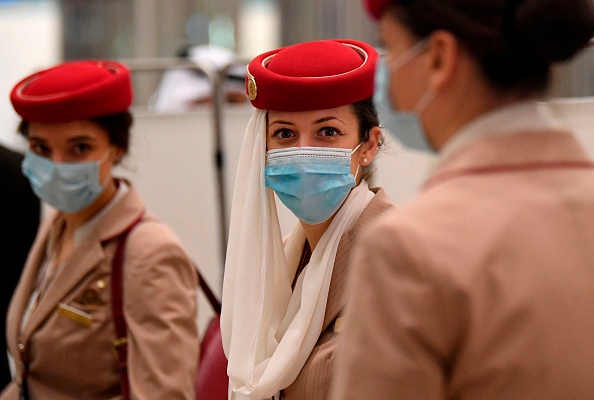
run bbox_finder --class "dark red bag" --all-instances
[195,273,229,400]
[111,218,228,400]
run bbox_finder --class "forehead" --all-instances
[267,105,357,125]
[28,120,109,141]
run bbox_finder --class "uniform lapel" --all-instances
[321,189,396,332]
[321,230,353,332]
[6,217,54,358]
[18,182,146,343]
[19,229,106,341]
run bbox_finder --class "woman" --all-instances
[333,0,594,399]
[221,39,396,400]
[1,60,198,400]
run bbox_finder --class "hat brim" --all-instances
[11,60,133,123]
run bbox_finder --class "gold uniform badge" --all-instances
[247,77,258,100]
[57,303,93,327]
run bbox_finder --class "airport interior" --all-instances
[0,0,594,388]
[2,0,594,346]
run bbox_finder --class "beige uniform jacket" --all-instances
[1,184,198,400]
[332,129,594,399]
[281,188,395,400]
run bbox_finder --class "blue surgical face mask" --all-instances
[264,144,361,225]
[374,41,436,153]
[22,149,111,213]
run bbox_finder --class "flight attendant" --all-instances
[221,39,396,400]
[1,60,198,400]
[333,0,594,399]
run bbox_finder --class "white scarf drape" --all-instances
[221,109,374,400]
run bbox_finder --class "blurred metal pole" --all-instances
[132,0,160,105]
[202,64,229,269]
[120,57,231,276]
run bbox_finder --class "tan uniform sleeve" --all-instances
[124,221,199,400]
[331,219,458,400]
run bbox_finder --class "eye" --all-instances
[72,143,92,155]
[273,129,295,139]
[30,143,50,157]
[319,127,342,137]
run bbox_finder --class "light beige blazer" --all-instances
[281,188,395,400]
[1,183,198,400]
[332,129,594,399]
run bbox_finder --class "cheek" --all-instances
[99,160,114,182]
[349,154,361,175]
[389,69,425,111]
[265,136,275,151]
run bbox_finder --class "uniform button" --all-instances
[18,343,25,350]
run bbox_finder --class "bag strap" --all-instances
[110,215,222,400]
[111,214,144,400]
[194,266,221,315]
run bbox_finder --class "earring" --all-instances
[363,158,368,164]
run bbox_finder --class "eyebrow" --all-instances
[66,135,97,143]
[28,136,47,143]
[314,116,345,125]
[268,116,346,127]
[269,119,295,127]
[28,134,98,144]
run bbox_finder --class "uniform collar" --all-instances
[437,101,567,167]
[74,180,130,246]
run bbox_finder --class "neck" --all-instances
[430,95,523,151]
[426,61,529,151]
[63,178,118,231]
[301,216,334,252]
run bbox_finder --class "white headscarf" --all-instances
[221,109,374,400]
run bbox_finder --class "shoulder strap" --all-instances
[195,266,221,315]
[110,216,222,400]
[111,214,144,400]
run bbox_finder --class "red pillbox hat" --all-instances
[364,0,392,20]
[10,60,133,123]
[246,39,378,112]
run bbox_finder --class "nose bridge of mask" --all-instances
[266,146,353,165]
[53,148,112,182]
[266,144,363,179]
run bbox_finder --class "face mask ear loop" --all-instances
[353,164,361,181]
[98,148,114,188]
[98,147,113,165]
[388,40,429,72]
[351,142,363,181]
[413,89,436,115]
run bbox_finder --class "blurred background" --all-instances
[2,0,594,145]
[0,0,380,141]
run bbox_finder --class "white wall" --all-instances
[0,1,61,150]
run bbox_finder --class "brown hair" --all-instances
[385,0,594,95]
[352,97,384,183]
